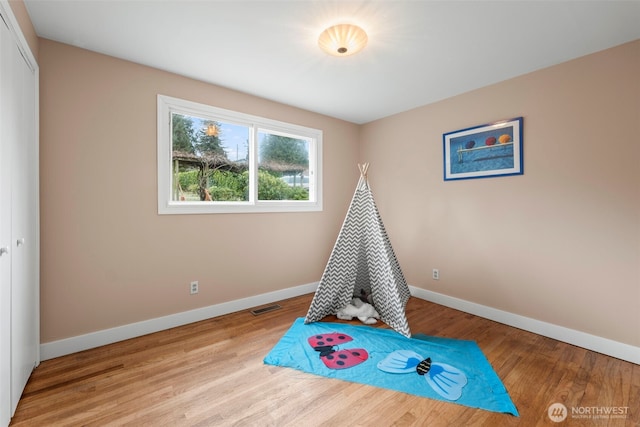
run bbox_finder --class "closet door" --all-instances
[0,9,38,424]
[10,19,37,412]
[0,14,14,427]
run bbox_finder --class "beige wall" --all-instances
[38,39,360,342]
[361,40,640,347]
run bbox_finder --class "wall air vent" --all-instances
[250,304,282,316]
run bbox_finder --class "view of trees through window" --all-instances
[171,113,310,202]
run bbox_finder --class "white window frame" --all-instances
[157,95,323,214]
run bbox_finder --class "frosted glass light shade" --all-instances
[206,124,218,137]
[318,24,368,57]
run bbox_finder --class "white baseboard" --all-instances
[409,286,640,365]
[40,282,318,361]
[41,281,639,365]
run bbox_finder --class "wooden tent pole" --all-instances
[358,162,370,179]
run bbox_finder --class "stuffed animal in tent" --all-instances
[337,298,380,325]
[356,288,374,305]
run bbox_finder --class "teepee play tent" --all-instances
[304,163,412,337]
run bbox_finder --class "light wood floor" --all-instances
[10,294,639,426]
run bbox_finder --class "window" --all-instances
[157,95,322,214]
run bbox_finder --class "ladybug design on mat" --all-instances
[307,333,368,369]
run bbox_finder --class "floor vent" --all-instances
[250,304,282,316]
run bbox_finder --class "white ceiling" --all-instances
[24,0,640,124]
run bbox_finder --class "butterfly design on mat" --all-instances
[377,350,467,400]
[307,333,368,369]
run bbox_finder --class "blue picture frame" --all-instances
[443,117,523,181]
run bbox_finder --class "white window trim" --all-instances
[157,95,323,214]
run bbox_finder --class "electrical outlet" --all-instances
[190,281,199,295]
[432,269,439,280]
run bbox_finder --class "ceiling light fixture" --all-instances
[206,123,218,137]
[318,23,368,57]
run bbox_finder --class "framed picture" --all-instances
[443,117,523,181]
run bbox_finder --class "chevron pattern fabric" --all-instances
[304,166,411,337]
